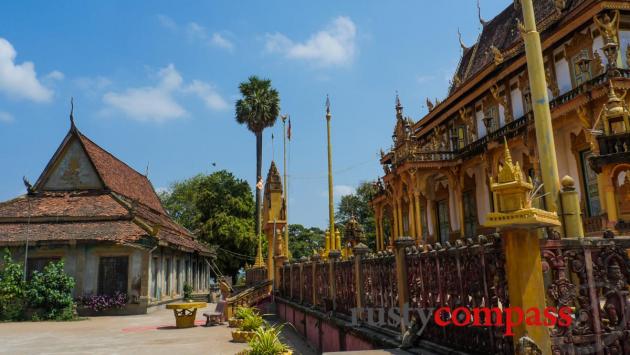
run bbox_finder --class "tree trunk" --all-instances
[255,131,263,240]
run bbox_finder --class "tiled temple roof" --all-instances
[452,0,585,89]
[0,127,212,255]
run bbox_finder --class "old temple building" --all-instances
[372,0,630,249]
[0,118,213,314]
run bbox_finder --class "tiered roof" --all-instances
[0,125,212,255]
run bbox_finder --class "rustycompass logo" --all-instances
[351,304,573,337]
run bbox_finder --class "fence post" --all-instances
[299,256,308,303]
[311,254,320,306]
[328,250,341,312]
[353,243,369,321]
[394,236,414,333]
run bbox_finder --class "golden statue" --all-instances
[594,10,620,45]
[491,45,504,65]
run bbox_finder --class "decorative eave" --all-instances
[412,0,612,139]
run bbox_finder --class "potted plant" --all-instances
[232,313,263,343]
[229,306,255,328]
[237,325,292,355]
[183,283,193,302]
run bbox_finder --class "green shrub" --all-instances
[27,260,75,320]
[0,250,25,321]
[183,283,193,300]
[235,306,257,320]
[239,313,264,331]
[248,324,289,355]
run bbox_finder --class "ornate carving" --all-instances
[545,65,560,98]
[459,107,477,142]
[426,98,434,112]
[594,10,620,45]
[491,45,504,65]
[491,83,513,122]
[554,0,566,14]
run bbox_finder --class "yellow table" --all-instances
[166,302,207,328]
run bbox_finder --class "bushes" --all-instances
[183,283,193,300]
[0,250,76,321]
[247,325,290,355]
[239,313,264,332]
[0,251,26,320]
[235,306,257,320]
[28,260,75,319]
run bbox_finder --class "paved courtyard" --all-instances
[0,304,248,355]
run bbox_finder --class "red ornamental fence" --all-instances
[262,234,630,353]
[245,266,267,287]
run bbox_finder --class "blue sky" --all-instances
[0,0,509,228]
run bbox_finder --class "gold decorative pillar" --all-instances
[414,192,423,243]
[407,194,416,238]
[379,210,386,250]
[325,97,337,250]
[559,176,585,238]
[392,201,399,239]
[602,167,618,226]
[397,198,404,237]
[485,141,560,354]
[520,0,563,225]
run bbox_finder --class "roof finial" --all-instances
[457,28,469,51]
[477,0,487,27]
[395,91,403,119]
[70,97,75,128]
[325,94,331,119]
[503,137,513,166]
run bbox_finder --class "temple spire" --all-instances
[395,92,403,119]
[69,97,75,129]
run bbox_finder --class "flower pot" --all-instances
[231,330,256,343]
[228,318,244,328]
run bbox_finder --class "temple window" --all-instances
[436,199,449,243]
[616,169,630,220]
[475,105,486,138]
[462,190,477,238]
[621,30,630,69]
[571,49,592,86]
[553,49,572,93]
[579,150,601,217]
[98,256,129,296]
[26,257,60,280]
[510,81,525,118]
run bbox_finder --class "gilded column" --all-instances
[392,201,399,239]
[414,192,422,243]
[397,199,404,237]
[408,194,416,239]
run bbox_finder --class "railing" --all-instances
[540,236,630,355]
[315,261,329,311]
[334,259,356,316]
[245,266,267,287]
[597,132,630,156]
[387,69,630,166]
[406,235,512,354]
[273,232,630,353]
[362,251,398,322]
[226,279,272,319]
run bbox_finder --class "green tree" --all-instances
[27,260,75,320]
[160,170,256,281]
[235,76,281,240]
[287,225,325,260]
[336,181,377,250]
[0,250,25,320]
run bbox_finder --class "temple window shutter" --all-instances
[98,256,129,296]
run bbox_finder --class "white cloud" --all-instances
[157,14,177,30]
[210,33,234,51]
[184,80,229,110]
[265,16,357,67]
[74,76,112,91]
[0,38,53,102]
[102,64,227,123]
[45,70,64,81]
[0,111,14,123]
[334,185,355,197]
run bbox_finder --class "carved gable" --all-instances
[41,137,103,191]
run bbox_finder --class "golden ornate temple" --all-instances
[371,0,630,249]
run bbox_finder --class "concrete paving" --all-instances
[0,304,248,355]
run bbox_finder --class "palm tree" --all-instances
[235,76,281,239]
